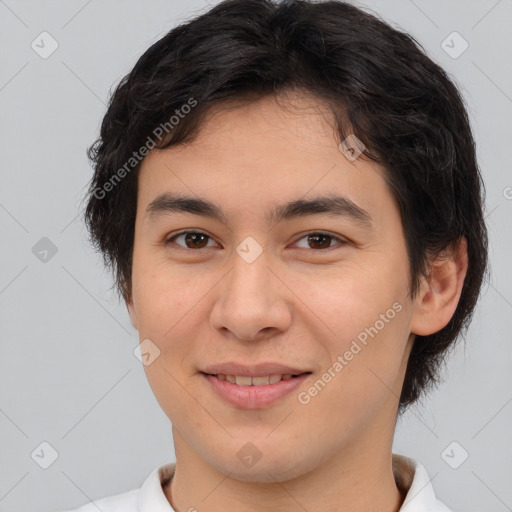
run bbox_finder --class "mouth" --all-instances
[200,369,312,409]
[202,373,308,386]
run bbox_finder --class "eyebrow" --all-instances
[146,193,373,228]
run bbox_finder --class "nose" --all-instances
[210,247,292,342]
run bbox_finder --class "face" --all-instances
[128,92,419,482]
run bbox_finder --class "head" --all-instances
[84,0,487,481]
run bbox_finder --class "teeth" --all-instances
[252,375,270,385]
[235,375,252,386]
[214,374,299,385]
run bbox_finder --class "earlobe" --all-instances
[411,237,468,336]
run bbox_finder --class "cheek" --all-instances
[130,273,195,411]
[132,264,206,420]
[290,253,413,410]
[296,308,412,445]
[292,257,410,346]
[131,256,196,337]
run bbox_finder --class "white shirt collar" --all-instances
[136,454,452,512]
[392,454,452,511]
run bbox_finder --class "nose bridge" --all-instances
[210,240,291,339]
[227,242,274,310]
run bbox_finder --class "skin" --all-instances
[127,91,468,512]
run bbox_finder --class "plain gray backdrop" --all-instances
[0,1,511,511]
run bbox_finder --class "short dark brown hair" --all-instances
[84,0,488,411]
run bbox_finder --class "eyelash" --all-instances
[164,230,348,252]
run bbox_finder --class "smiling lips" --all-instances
[215,373,296,385]
[200,363,312,408]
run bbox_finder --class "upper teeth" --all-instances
[216,374,295,386]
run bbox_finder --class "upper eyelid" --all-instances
[291,232,348,250]
[165,230,220,248]
[292,230,347,243]
[165,229,211,241]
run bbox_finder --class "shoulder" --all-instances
[56,462,176,512]
[57,488,139,512]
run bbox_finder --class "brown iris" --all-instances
[307,234,332,249]
[183,232,210,249]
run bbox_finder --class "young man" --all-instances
[63,0,488,510]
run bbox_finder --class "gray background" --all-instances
[0,1,510,511]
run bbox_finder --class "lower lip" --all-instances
[202,373,310,409]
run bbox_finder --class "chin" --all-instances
[206,443,321,484]
[225,461,307,484]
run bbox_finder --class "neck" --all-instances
[165,417,404,512]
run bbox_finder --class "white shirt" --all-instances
[59,454,452,512]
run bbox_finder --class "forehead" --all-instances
[178,91,343,157]
[137,92,397,226]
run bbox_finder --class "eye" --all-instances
[293,232,347,251]
[164,230,348,251]
[165,231,219,250]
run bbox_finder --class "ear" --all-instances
[126,298,139,330]
[411,237,468,336]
